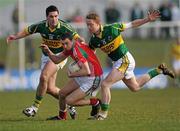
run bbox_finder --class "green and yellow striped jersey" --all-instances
[25,19,79,56]
[89,23,128,61]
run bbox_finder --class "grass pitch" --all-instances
[0,88,180,131]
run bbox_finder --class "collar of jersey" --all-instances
[46,20,61,32]
[93,25,103,38]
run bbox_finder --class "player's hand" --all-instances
[39,44,49,53]
[76,36,85,43]
[79,37,85,42]
[67,70,73,78]
[6,35,16,44]
[148,10,161,21]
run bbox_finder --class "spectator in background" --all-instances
[12,4,19,33]
[72,8,84,23]
[170,0,180,8]
[130,2,144,38]
[159,1,172,39]
[71,8,84,37]
[104,1,121,24]
[171,37,180,87]
[171,2,180,38]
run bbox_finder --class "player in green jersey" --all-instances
[85,11,175,120]
[6,5,83,119]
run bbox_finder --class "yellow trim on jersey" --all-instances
[24,26,38,34]
[33,25,38,33]
[48,27,56,32]
[24,27,30,34]
[26,24,39,34]
[111,23,126,31]
[120,23,126,31]
[100,35,124,54]
[46,21,61,32]
[118,55,129,73]
[99,25,104,38]
[57,21,61,28]
[42,38,62,48]
[94,25,104,38]
[46,21,61,28]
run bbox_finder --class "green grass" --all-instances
[0,88,180,131]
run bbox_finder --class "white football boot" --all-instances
[22,105,38,117]
[67,106,77,120]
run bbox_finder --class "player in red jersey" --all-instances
[40,33,103,120]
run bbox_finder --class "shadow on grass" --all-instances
[0,118,46,122]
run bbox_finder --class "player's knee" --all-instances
[101,80,107,88]
[130,88,139,92]
[101,80,111,89]
[47,87,59,96]
[46,87,54,94]
[129,85,140,92]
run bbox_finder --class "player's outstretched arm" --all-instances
[40,44,67,64]
[6,29,29,44]
[131,10,160,28]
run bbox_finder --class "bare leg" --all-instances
[124,63,175,91]
[65,88,86,106]
[36,61,58,97]
[123,74,151,92]
[46,72,60,99]
[22,61,59,117]
[99,68,124,118]
[70,98,90,106]
[59,79,79,111]
[101,68,124,104]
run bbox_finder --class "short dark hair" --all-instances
[46,5,59,17]
[86,12,101,24]
[61,33,73,41]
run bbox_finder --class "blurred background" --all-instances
[0,0,180,91]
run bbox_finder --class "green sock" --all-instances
[33,95,43,108]
[148,68,161,79]
[101,103,109,111]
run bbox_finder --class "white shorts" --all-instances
[74,75,102,97]
[172,59,180,71]
[113,52,135,79]
[40,53,68,70]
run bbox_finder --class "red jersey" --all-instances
[63,41,103,76]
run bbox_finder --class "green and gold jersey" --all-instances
[25,19,79,56]
[89,23,128,61]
